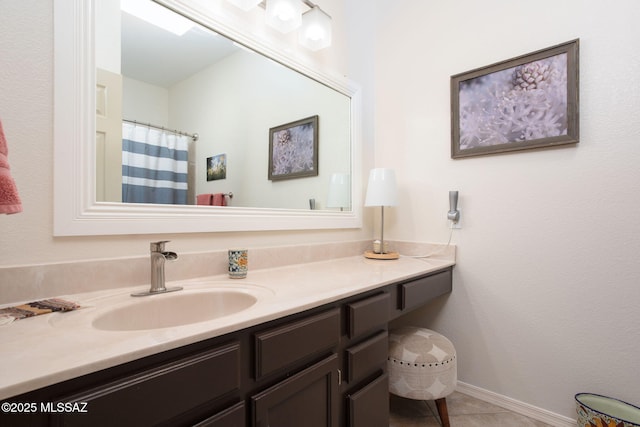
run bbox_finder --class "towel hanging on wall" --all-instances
[196,193,213,205]
[212,193,227,206]
[0,119,22,214]
[196,193,228,206]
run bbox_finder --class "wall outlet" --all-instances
[449,209,462,229]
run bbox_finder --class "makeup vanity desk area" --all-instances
[0,254,454,427]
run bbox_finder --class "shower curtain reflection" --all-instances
[122,122,189,204]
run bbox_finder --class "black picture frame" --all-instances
[451,39,579,158]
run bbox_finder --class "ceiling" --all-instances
[121,11,240,88]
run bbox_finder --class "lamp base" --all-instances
[364,250,399,260]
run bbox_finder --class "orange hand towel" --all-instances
[0,119,22,214]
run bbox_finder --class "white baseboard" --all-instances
[456,381,576,427]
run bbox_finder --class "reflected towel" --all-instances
[0,119,22,214]
[197,193,213,205]
[212,193,226,206]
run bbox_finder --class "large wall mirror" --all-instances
[53,0,362,236]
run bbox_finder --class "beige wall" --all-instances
[0,0,371,266]
[372,0,640,420]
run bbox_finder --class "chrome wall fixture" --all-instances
[225,0,332,51]
[448,190,461,227]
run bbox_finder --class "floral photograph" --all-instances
[269,116,319,180]
[459,53,567,149]
[451,40,579,158]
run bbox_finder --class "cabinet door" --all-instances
[53,343,241,427]
[193,401,245,427]
[346,373,389,427]
[251,354,339,427]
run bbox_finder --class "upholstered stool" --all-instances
[388,327,457,427]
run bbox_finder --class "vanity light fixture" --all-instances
[225,0,263,11]
[121,0,196,36]
[364,168,399,260]
[299,5,332,51]
[225,0,332,50]
[327,173,350,211]
[265,0,302,33]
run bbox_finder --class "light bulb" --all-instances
[299,6,332,50]
[304,24,324,41]
[274,3,295,21]
[265,0,302,33]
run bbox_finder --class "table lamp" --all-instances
[327,173,350,211]
[364,168,399,259]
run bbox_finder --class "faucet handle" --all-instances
[150,240,170,252]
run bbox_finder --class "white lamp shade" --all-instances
[265,0,302,33]
[364,168,398,207]
[299,6,332,51]
[225,0,262,11]
[327,173,350,208]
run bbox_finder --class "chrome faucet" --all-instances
[132,241,183,297]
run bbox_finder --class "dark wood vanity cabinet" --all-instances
[0,267,452,427]
[252,354,340,427]
[53,342,243,427]
[251,308,341,427]
[341,293,391,427]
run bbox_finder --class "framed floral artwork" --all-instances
[451,39,579,158]
[268,115,319,181]
[206,153,226,181]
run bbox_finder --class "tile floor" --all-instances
[389,392,554,426]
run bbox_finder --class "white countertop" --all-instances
[0,255,454,400]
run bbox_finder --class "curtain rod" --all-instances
[123,119,199,142]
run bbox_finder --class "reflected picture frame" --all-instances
[451,39,579,159]
[206,153,227,181]
[268,115,319,181]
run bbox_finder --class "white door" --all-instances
[96,68,123,202]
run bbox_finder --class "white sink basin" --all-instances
[49,282,273,331]
[93,289,258,331]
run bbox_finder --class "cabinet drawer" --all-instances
[255,308,340,379]
[55,342,241,427]
[347,373,389,427]
[400,269,452,311]
[345,331,388,383]
[194,401,245,427]
[347,293,390,338]
[252,354,340,427]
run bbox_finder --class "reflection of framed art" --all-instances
[268,115,319,181]
[451,39,579,159]
[207,153,226,181]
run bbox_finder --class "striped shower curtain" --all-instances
[122,122,189,204]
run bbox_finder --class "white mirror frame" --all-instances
[53,0,362,236]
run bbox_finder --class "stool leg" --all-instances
[435,398,450,427]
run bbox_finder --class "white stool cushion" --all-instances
[388,327,457,400]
